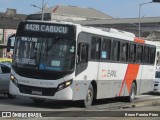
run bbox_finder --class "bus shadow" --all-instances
[0,96,128,110]
[0,95,16,100]
[29,97,128,109]
[143,92,160,96]
[0,95,8,99]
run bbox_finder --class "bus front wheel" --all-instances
[83,84,94,108]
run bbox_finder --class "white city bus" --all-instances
[9,20,157,107]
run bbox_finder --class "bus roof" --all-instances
[22,20,156,46]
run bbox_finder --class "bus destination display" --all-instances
[24,23,68,34]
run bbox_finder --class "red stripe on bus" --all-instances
[134,37,145,44]
[118,64,140,96]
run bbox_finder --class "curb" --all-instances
[122,99,160,109]
[133,99,160,107]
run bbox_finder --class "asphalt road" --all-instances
[0,92,160,119]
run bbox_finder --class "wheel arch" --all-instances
[132,80,137,94]
[91,80,97,100]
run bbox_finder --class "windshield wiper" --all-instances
[46,36,60,52]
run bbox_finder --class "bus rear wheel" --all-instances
[83,84,94,108]
[127,82,136,102]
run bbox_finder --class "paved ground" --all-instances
[0,92,160,119]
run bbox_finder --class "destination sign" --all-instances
[24,23,68,34]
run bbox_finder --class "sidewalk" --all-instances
[122,93,160,109]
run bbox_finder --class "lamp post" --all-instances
[138,0,160,38]
[138,2,152,38]
[31,0,46,21]
[41,0,45,21]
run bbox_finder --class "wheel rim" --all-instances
[86,89,93,103]
[131,88,135,100]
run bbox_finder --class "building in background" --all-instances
[0,8,27,57]
[76,17,160,41]
[33,5,113,21]
[1,5,160,58]
[28,5,160,41]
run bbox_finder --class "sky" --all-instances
[0,0,160,18]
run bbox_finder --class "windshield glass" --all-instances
[155,71,160,78]
[13,36,76,72]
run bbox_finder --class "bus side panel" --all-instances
[72,81,88,101]
[138,65,154,94]
[74,62,99,100]
[97,63,128,99]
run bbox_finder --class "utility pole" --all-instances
[138,2,152,38]
[138,0,160,38]
[31,0,46,21]
[42,0,45,21]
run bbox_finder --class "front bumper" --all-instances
[9,81,73,100]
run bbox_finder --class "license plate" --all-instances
[32,90,42,95]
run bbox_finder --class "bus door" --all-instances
[75,42,89,100]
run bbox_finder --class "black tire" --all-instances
[83,84,94,108]
[127,82,136,102]
[7,93,16,99]
[32,99,45,105]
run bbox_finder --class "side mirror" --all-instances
[7,34,15,52]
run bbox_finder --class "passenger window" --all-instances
[91,37,101,60]
[120,42,128,62]
[143,46,149,64]
[101,39,111,60]
[136,45,143,63]
[111,40,120,62]
[150,47,156,64]
[129,44,136,62]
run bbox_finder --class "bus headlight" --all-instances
[10,74,18,86]
[57,80,72,91]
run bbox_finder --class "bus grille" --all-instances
[18,84,57,96]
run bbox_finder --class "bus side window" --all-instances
[136,45,143,63]
[143,46,149,64]
[101,38,111,61]
[111,40,120,62]
[91,37,101,60]
[120,42,128,62]
[150,47,156,64]
[129,43,136,63]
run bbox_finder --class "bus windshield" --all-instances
[13,36,76,72]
